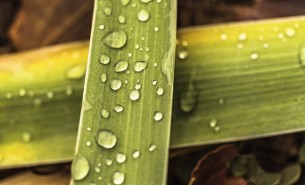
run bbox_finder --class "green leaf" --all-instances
[71,0,176,185]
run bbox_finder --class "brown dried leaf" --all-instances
[189,144,248,185]
[9,0,93,51]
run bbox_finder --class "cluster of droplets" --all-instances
[209,119,220,132]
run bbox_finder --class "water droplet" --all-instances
[87,127,92,131]
[100,73,107,83]
[149,144,157,152]
[100,54,111,65]
[98,176,102,181]
[178,50,189,60]
[110,79,122,91]
[262,43,269,48]
[238,32,247,41]
[135,83,141,90]
[209,119,217,128]
[114,60,128,72]
[153,63,157,67]
[137,9,150,22]
[72,153,90,181]
[154,27,159,32]
[220,33,227,41]
[94,167,101,173]
[129,90,140,101]
[214,126,220,132]
[105,158,113,166]
[152,80,157,85]
[120,0,130,6]
[103,7,112,16]
[114,105,124,113]
[33,98,42,107]
[116,153,127,163]
[46,91,54,99]
[86,141,92,147]
[118,15,126,24]
[95,129,117,149]
[250,52,259,60]
[128,53,132,57]
[154,112,163,121]
[21,132,32,142]
[156,87,164,96]
[66,64,86,80]
[132,150,140,158]
[285,27,296,37]
[102,29,127,49]
[156,0,162,2]
[99,25,105,30]
[135,44,140,49]
[101,109,110,119]
[66,86,73,95]
[19,88,27,96]
[134,61,147,72]
[299,45,305,66]
[112,171,125,185]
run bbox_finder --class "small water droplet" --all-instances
[137,9,150,22]
[178,50,189,60]
[132,150,140,158]
[21,132,32,142]
[106,158,113,166]
[19,88,27,96]
[218,98,224,105]
[95,129,117,149]
[99,25,105,30]
[103,7,112,16]
[33,98,42,107]
[100,54,111,65]
[100,73,107,83]
[124,80,129,84]
[250,52,259,60]
[72,153,90,181]
[114,105,124,113]
[156,87,164,96]
[153,63,157,67]
[285,27,296,37]
[87,127,92,131]
[98,176,102,181]
[66,64,86,80]
[154,27,159,32]
[101,109,110,119]
[120,0,130,6]
[152,80,157,85]
[135,44,140,49]
[209,119,217,128]
[66,86,73,95]
[102,29,127,49]
[157,0,162,2]
[134,61,148,72]
[118,15,126,24]
[129,90,140,101]
[112,171,125,185]
[238,32,247,41]
[114,60,128,72]
[220,33,227,41]
[86,141,92,147]
[149,144,157,152]
[46,91,54,99]
[154,112,163,121]
[262,43,269,48]
[135,83,141,90]
[116,153,127,163]
[214,126,220,132]
[128,53,132,57]
[110,79,122,91]
[94,167,101,173]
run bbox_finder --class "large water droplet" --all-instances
[112,171,125,185]
[134,61,147,72]
[116,153,127,163]
[114,105,124,113]
[100,54,111,65]
[100,73,107,83]
[101,109,110,119]
[137,9,150,22]
[110,79,122,91]
[129,90,140,101]
[156,87,164,96]
[95,129,117,149]
[72,153,90,181]
[102,29,127,49]
[21,132,32,142]
[154,112,163,121]
[299,44,305,66]
[285,27,296,37]
[149,144,157,152]
[66,64,86,80]
[114,60,128,72]
[120,0,130,6]
[132,150,140,158]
